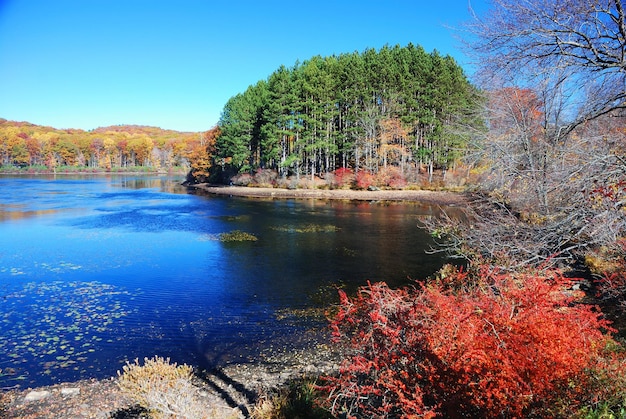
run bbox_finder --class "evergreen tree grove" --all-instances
[216,44,483,181]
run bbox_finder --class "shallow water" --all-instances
[0,175,452,388]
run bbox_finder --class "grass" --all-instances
[251,379,333,419]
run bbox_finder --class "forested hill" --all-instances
[0,119,213,173]
[216,43,483,182]
[91,124,194,136]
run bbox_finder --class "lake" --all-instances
[0,175,453,389]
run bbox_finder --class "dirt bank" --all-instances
[189,184,466,206]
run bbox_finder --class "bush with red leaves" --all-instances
[355,170,375,190]
[332,167,354,189]
[324,266,621,418]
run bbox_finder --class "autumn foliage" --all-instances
[586,179,626,307]
[325,265,622,418]
[0,119,216,175]
[355,170,375,190]
[332,167,355,189]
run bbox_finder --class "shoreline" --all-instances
[189,184,467,206]
[2,341,341,418]
[0,171,186,176]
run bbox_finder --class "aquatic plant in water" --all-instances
[218,230,258,242]
[0,280,135,387]
[271,223,339,233]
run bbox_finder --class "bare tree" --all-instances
[469,0,626,131]
[432,1,626,269]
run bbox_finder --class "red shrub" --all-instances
[324,266,616,418]
[230,172,253,186]
[355,170,375,190]
[252,168,278,186]
[333,167,354,189]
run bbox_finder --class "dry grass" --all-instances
[117,356,239,419]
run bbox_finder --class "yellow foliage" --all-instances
[519,211,547,224]
[585,249,623,276]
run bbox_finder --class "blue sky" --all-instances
[0,0,489,132]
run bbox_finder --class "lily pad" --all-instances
[0,280,136,388]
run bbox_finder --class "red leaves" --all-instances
[355,171,375,190]
[325,266,618,418]
[332,167,355,189]
[591,180,626,202]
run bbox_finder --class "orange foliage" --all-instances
[489,87,544,141]
[332,167,354,189]
[185,126,220,182]
[375,166,406,188]
[0,119,206,171]
[355,170,375,189]
[326,265,619,418]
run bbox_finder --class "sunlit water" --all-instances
[0,175,454,389]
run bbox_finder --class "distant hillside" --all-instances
[0,118,214,173]
[92,124,197,136]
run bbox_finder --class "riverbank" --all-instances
[1,341,342,418]
[189,184,467,206]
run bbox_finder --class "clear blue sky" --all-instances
[0,0,489,132]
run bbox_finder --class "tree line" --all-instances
[0,119,211,173]
[215,44,483,182]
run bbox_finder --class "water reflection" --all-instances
[0,206,61,222]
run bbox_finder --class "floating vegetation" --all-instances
[271,223,340,233]
[44,261,83,272]
[212,214,251,222]
[0,280,135,387]
[274,306,328,321]
[1,261,85,278]
[5,267,25,275]
[219,230,258,242]
[197,230,259,242]
[342,247,358,257]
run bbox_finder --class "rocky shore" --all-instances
[1,341,343,418]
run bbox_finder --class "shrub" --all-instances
[231,172,253,186]
[332,168,354,189]
[253,168,278,187]
[355,171,375,190]
[251,379,333,419]
[117,356,211,419]
[578,341,626,418]
[375,166,406,189]
[324,265,620,418]
[590,239,626,314]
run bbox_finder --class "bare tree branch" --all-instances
[468,0,626,134]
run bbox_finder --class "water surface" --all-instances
[0,175,452,388]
